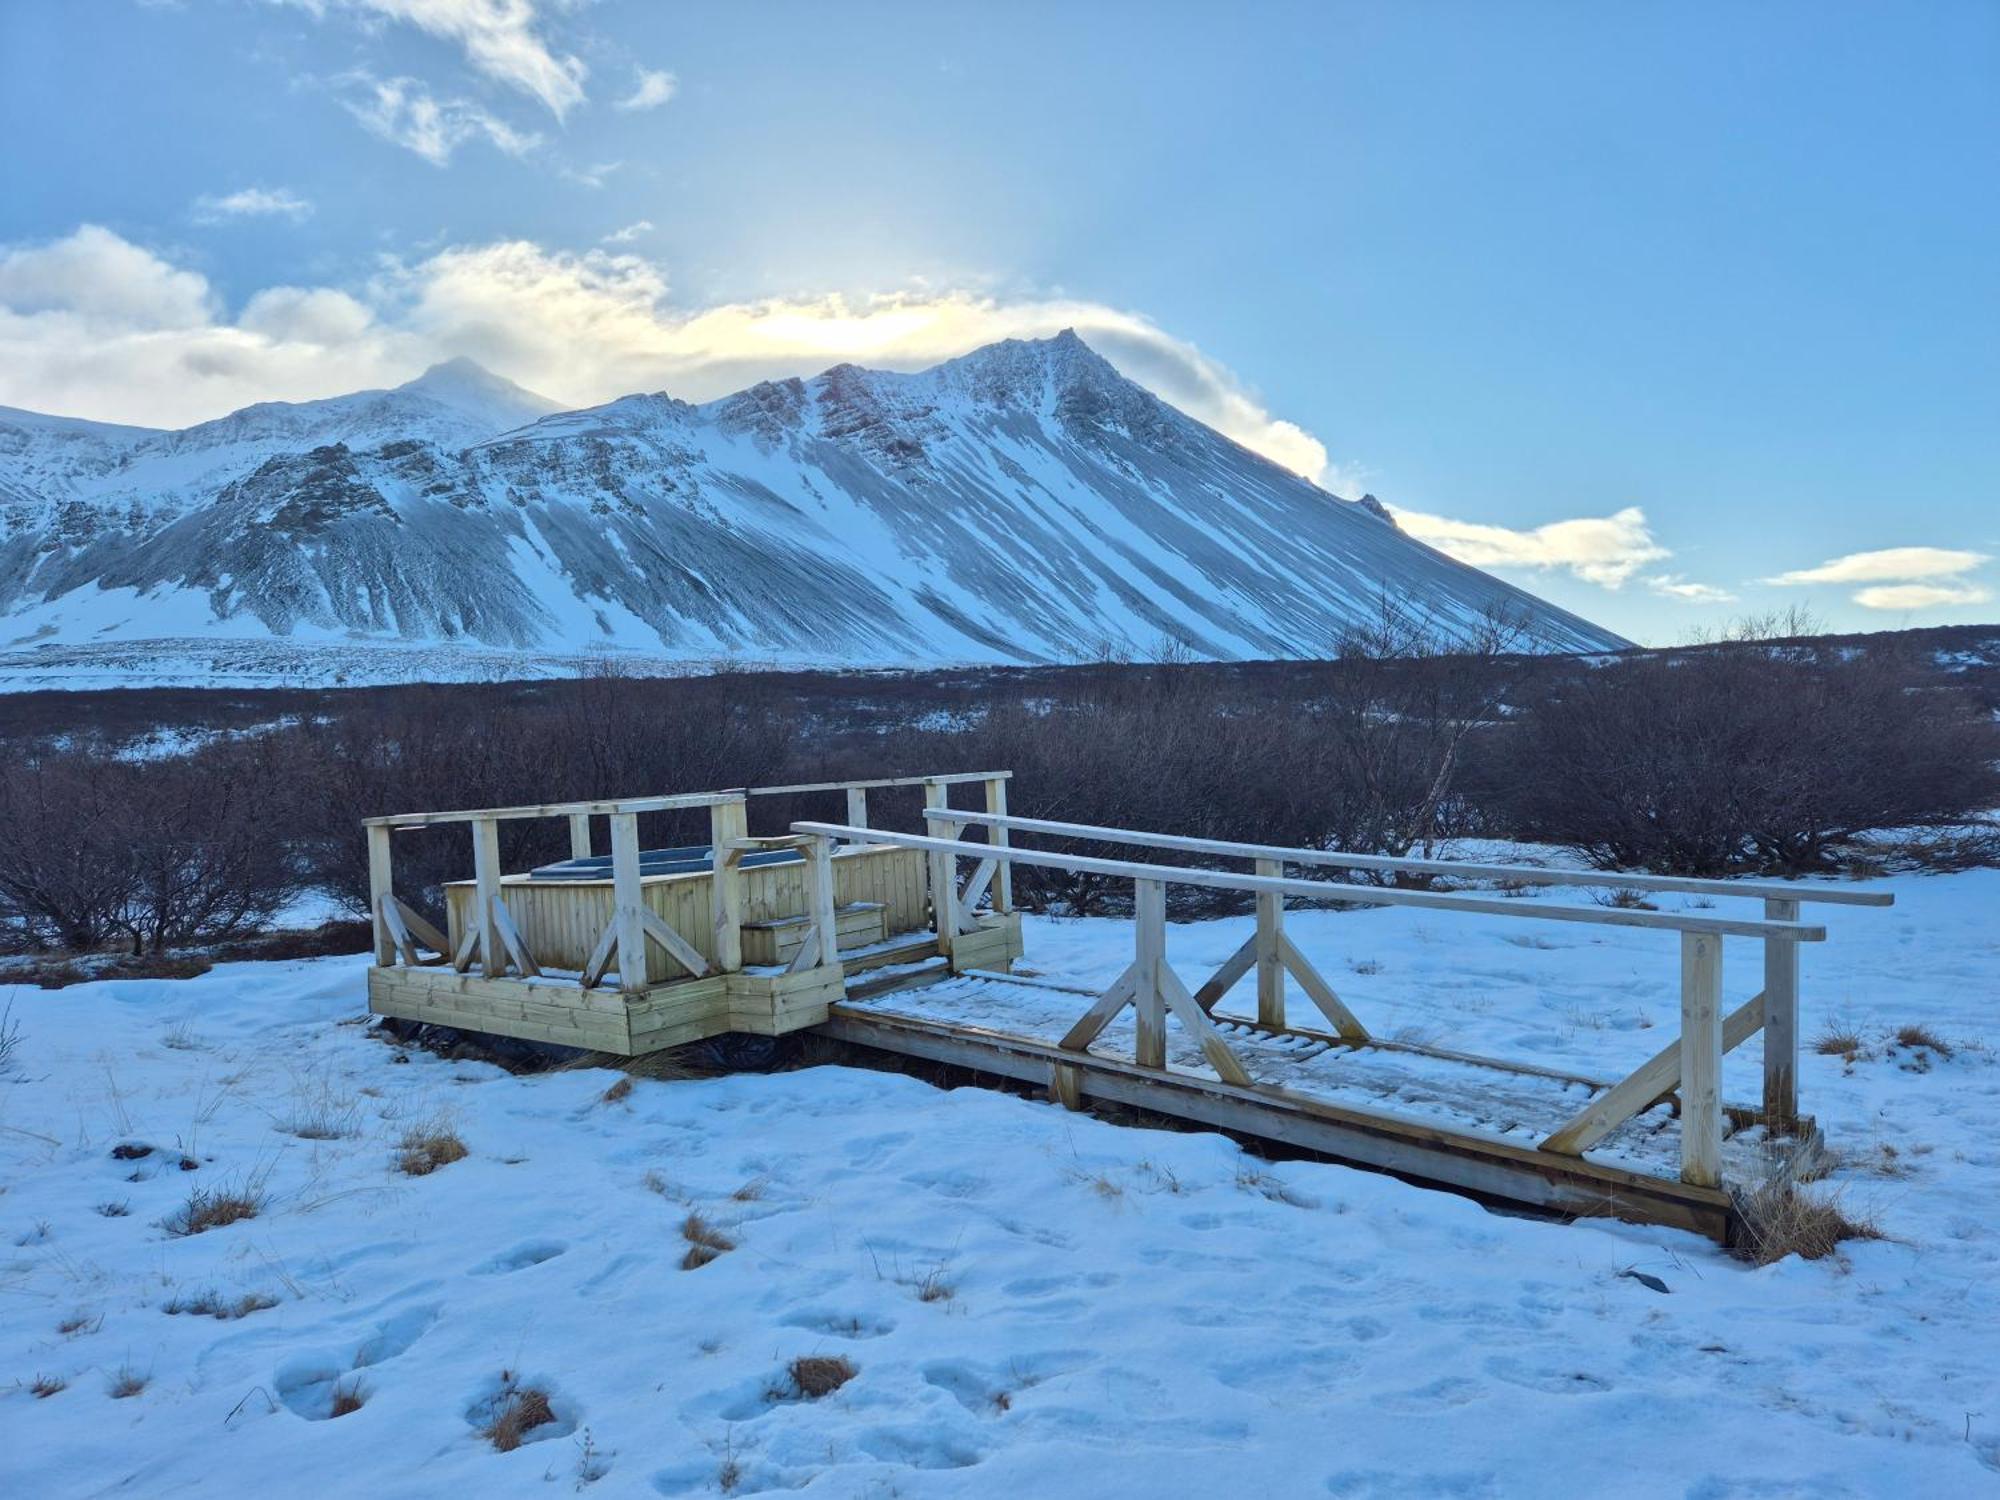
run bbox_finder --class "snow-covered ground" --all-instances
[2,868,1996,1496]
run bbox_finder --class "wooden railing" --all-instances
[361,773,1013,996]
[790,815,1888,1189]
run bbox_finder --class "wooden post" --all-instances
[610,812,647,995]
[471,817,504,980]
[845,786,869,829]
[807,833,841,969]
[985,776,1014,915]
[1134,878,1167,1069]
[1763,897,1799,1131]
[923,779,959,958]
[1679,931,1723,1188]
[568,813,593,860]
[1254,856,1285,1029]
[709,797,747,973]
[367,823,397,967]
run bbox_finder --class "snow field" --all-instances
[0,867,1996,1495]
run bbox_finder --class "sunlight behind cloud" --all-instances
[0,225,1332,485]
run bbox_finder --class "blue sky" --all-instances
[1,0,1993,644]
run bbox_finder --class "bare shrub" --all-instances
[164,1181,266,1236]
[483,1379,557,1451]
[1733,1182,1882,1265]
[396,1125,467,1176]
[1492,642,2000,875]
[680,1213,735,1269]
[787,1355,856,1399]
[0,1000,19,1073]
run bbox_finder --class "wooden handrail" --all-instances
[748,771,1012,797]
[790,823,1829,941]
[931,810,1893,908]
[365,789,747,829]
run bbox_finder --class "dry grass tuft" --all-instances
[30,1373,66,1399]
[680,1213,735,1270]
[787,1354,857,1399]
[163,1290,279,1320]
[165,1182,265,1237]
[599,1077,633,1104]
[57,1312,100,1338]
[1733,1181,1882,1266]
[1812,1024,1864,1061]
[1892,1024,1952,1057]
[107,1365,148,1399]
[95,1200,131,1218]
[329,1379,366,1418]
[730,1177,766,1202]
[483,1382,556,1451]
[110,1142,153,1161]
[397,1125,468,1177]
[911,1264,954,1304]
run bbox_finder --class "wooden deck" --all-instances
[361,772,1890,1244]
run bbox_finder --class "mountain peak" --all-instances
[400,357,557,408]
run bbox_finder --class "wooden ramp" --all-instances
[823,966,1808,1243]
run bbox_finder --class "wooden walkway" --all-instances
[361,773,1892,1244]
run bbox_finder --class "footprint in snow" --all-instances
[275,1303,442,1419]
[469,1239,568,1275]
[779,1308,897,1340]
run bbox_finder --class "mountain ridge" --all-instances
[0,333,1629,677]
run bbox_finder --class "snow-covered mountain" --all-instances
[0,333,1626,682]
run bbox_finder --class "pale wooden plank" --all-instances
[807,835,841,969]
[984,776,1014,914]
[367,823,397,966]
[925,810,1893,908]
[490,897,541,978]
[1191,935,1257,1013]
[1059,963,1138,1051]
[638,905,711,979]
[1159,965,1254,1087]
[1541,989,1767,1156]
[580,918,619,990]
[1254,855,1285,1028]
[471,817,504,980]
[787,824,1830,942]
[1133,878,1167,1069]
[610,812,648,995]
[1277,931,1369,1041]
[1763,897,1800,1128]
[1679,931,1724,1188]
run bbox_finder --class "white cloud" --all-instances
[1852,581,1994,611]
[0,224,214,329]
[0,226,1332,481]
[561,161,621,189]
[601,220,653,245]
[1764,546,1989,586]
[327,0,586,117]
[343,75,540,164]
[1645,574,1736,604]
[192,187,314,223]
[616,68,676,112]
[1387,503,1669,588]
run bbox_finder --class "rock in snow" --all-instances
[0,332,1627,671]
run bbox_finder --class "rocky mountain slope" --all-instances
[0,333,1626,679]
